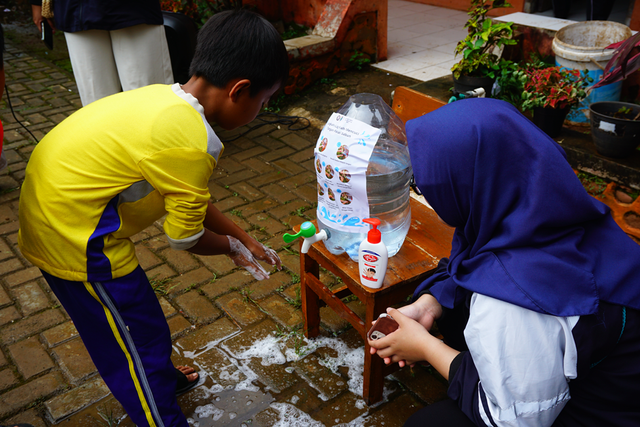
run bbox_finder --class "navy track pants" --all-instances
[42,266,188,427]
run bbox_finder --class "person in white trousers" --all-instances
[31,0,174,106]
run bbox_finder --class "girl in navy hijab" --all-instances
[368,98,640,427]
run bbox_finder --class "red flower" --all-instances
[522,65,590,110]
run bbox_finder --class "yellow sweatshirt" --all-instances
[18,84,223,281]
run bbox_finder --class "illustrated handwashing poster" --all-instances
[315,113,381,232]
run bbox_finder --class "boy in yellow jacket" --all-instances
[18,10,287,427]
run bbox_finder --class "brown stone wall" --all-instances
[244,0,328,26]
[285,11,377,94]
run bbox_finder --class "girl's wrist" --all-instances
[418,294,443,321]
[422,334,459,380]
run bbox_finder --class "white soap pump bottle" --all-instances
[358,218,388,289]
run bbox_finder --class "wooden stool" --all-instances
[299,197,453,404]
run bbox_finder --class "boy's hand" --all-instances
[227,236,272,280]
[244,238,282,271]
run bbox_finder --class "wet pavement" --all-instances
[0,37,454,426]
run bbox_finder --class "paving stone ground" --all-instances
[0,40,452,426]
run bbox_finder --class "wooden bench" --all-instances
[299,197,453,404]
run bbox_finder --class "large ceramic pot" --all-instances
[589,101,640,158]
[531,106,570,138]
[452,74,495,97]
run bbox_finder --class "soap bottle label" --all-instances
[360,250,382,284]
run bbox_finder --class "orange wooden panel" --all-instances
[392,86,447,125]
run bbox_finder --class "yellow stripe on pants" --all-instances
[83,281,157,427]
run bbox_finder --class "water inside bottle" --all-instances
[318,138,412,261]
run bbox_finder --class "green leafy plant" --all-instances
[520,66,591,111]
[494,55,550,107]
[150,277,175,295]
[289,272,301,285]
[273,325,308,357]
[342,294,358,303]
[281,22,309,40]
[318,77,337,87]
[612,106,638,119]
[95,404,121,427]
[241,288,255,302]
[184,283,198,292]
[618,106,632,115]
[577,171,607,197]
[451,0,517,80]
[287,285,302,309]
[349,51,371,71]
[292,330,308,357]
[263,93,287,113]
[493,60,528,106]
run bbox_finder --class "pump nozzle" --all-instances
[363,218,382,244]
[283,221,329,254]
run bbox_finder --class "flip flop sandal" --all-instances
[175,368,199,396]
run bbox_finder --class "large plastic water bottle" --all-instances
[317,93,412,261]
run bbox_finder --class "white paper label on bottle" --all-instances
[315,113,381,233]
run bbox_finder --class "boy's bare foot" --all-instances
[176,365,198,382]
[175,365,199,396]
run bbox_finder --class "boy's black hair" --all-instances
[189,9,289,97]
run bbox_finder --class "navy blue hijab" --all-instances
[408,98,640,316]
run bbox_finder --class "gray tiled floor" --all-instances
[376,0,633,81]
[375,0,468,81]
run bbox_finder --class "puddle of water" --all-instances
[181,383,274,427]
[265,402,325,426]
[178,328,398,426]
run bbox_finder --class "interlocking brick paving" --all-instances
[0,37,455,426]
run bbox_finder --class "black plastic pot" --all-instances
[452,74,495,97]
[531,106,570,138]
[589,101,640,158]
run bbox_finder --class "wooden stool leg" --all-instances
[363,295,386,405]
[301,252,321,338]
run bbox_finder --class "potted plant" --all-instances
[493,60,528,106]
[589,102,640,157]
[587,32,640,157]
[520,64,591,138]
[451,0,517,96]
